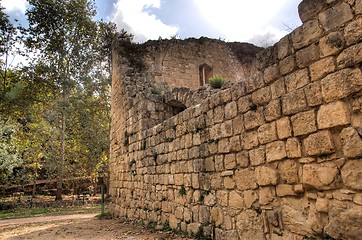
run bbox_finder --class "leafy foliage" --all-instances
[208,76,225,89]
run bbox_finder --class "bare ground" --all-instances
[0,214,191,240]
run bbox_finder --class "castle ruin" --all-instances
[109,0,362,239]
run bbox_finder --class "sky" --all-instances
[2,0,302,46]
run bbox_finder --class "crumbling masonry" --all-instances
[109,0,362,239]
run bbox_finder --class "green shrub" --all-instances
[209,76,225,89]
[151,84,162,95]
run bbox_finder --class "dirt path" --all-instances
[0,214,190,240]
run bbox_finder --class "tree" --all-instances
[26,0,101,200]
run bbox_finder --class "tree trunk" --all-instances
[55,107,66,201]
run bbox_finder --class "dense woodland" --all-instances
[0,0,128,200]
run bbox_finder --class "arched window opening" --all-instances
[168,100,187,115]
[199,64,213,86]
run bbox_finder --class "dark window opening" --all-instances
[199,64,213,86]
[168,100,187,115]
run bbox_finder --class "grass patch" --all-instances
[0,205,99,220]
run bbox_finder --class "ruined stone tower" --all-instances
[109,0,362,239]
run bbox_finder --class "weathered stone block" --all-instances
[229,112,243,134]
[241,131,259,150]
[357,0,362,14]
[304,82,323,107]
[259,187,275,205]
[243,190,258,209]
[285,68,310,92]
[320,31,345,57]
[244,109,265,130]
[292,20,323,49]
[325,206,362,240]
[249,146,266,166]
[258,122,278,144]
[224,176,235,189]
[303,130,335,156]
[220,120,233,138]
[319,2,353,32]
[276,184,296,197]
[224,154,236,170]
[298,0,326,23]
[286,138,302,158]
[296,43,320,68]
[302,162,340,190]
[213,106,224,123]
[344,18,362,45]
[237,95,252,114]
[236,151,249,168]
[211,207,224,227]
[229,191,245,209]
[235,169,257,190]
[218,138,230,153]
[264,99,281,122]
[340,127,362,158]
[236,210,264,240]
[279,55,296,76]
[316,197,330,212]
[310,57,336,82]
[270,78,286,99]
[216,190,228,207]
[266,141,286,162]
[225,101,237,120]
[321,68,362,103]
[255,166,279,186]
[337,42,362,69]
[276,117,292,139]
[263,64,279,83]
[277,35,292,60]
[229,135,241,152]
[317,101,350,129]
[291,110,317,136]
[282,89,308,115]
[279,160,299,184]
[252,87,272,106]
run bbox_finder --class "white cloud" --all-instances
[2,0,27,13]
[112,0,178,42]
[194,0,291,42]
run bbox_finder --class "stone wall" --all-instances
[109,0,362,239]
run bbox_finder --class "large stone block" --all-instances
[263,64,279,83]
[277,35,292,60]
[282,89,308,115]
[325,206,362,240]
[259,187,275,205]
[276,117,292,139]
[286,138,302,159]
[296,43,320,69]
[344,18,362,45]
[252,87,272,106]
[279,55,296,76]
[264,99,281,122]
[292,20,323,49]
[229,190,245,209]
[317,101,350,129]
[225,101,238,120]
[357,0,362,14]
[255,166,279,186]
[304,82,323,107]
[319,2,353,31]
[244,109,265,130]
[319,31,345,57]
[291,110,317,136]
[303,130,335,156]
[279,160,299,184]
[309,57,336,82]
[340,127,362,158]
[220,120,233,138]
[337,42,362,69]
[321,68,362,103]
[236,210,264,239]
[241,131,259,150]
[302,162,340,190]
[342,160,362,190]
[298,0,326,23]
[258,122,278,144]
[276,184,296,197]
[235,169,257,190]
[285,68,310,92]
[249,146,266,166]
[266,141,287,162]
[270,78,286,99]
